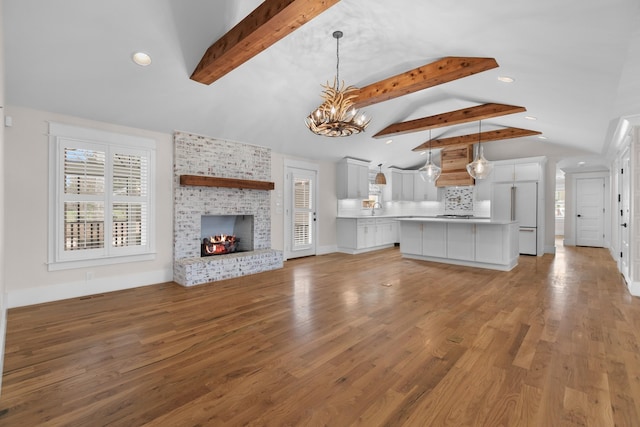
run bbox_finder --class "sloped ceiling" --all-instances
[4,0,640,171]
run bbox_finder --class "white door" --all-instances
[620,150,631,281]
[576,177,605,247]
[285,166,317,259]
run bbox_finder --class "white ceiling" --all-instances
[4,0,640,171]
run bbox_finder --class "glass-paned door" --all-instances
[286,167,317,259]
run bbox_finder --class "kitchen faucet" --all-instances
[371,202,382,216]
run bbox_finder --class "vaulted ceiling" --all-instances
[4,0,640,171]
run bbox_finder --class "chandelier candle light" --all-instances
[419,129,441,182]
[466,120,493,179]
[305,30,370,137]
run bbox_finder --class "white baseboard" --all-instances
[627,280,640,297]
[317,245,337,255]
[7,268,173,308]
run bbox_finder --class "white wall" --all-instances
[544,159,556,253]
[4,107,338,307]
[4,107,174,307]
[0,0,7,395]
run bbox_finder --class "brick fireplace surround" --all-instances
[173,131,283,286]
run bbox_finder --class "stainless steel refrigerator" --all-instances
[491,182,538,255]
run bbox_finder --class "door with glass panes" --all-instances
[285,166,317,259]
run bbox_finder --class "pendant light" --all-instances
[418,130,441,182]
[466,120,493,180]
[374,164,387,185]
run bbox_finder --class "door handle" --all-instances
[621,223,628,228]
[577,214,582,217]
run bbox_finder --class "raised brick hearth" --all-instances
[173,131,282,286]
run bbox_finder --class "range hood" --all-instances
[435,146,475,187]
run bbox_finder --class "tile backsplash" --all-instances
[444,186,474,213]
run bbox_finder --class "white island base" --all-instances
[398,218,519,271]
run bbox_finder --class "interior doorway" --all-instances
[619,148,631,282]
[575,177,605,247]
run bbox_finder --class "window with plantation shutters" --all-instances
[293,176,313,248]
[49,123,156,270]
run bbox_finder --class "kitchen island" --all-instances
[398,217,519,271]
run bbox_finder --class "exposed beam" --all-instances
[412,127,542,151]
[373,103,526,138]
[353,57,499,109]
[190,0,340,85]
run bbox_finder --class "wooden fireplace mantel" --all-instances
[180,175,275,191]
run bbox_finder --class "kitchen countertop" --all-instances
[396,217,515,225]
[337,215,513,224]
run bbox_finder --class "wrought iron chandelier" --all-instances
[305,31,370,137]
[466,120,493,179]
[418,129,441,182]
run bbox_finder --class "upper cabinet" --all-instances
[413,172,440,201]
[337,157,370,199]
[492,159,543,183]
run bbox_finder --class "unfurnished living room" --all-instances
[1,1,640,426]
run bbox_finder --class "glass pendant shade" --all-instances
[466,144,493,180]
[419,152,441,182]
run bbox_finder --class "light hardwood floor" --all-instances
[1,243,639,426]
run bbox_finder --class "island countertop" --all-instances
[396,217,516,225]
[337,215,515,225]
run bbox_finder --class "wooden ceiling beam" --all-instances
[353,57,499,109]
[412,127,542,151]
[372,103,526,138]
[190,0,340,85]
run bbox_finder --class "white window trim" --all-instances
[48,122,156,271]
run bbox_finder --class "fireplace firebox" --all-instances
[200,215,254,257]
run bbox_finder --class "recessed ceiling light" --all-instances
[497,76,514,83]
[537,135,547,140]
[132,52,152,66]
[419,151,426,155]
[385,139,393,145]
[578,161,586,166]
[525,116,537,120]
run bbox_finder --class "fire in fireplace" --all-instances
[202,234,238,256]
[200,214,254,257]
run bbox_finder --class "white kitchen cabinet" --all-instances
[402,172,414,201]
[337,157,370,199]
[491,161,540,183]
[400,221,423,255]
[398,219,519,271]
[337,218,397,254]
[515,162,539,181]
[391,169,403,201]
[357,218,376,249]
[447,223,475,261]
[414,172,440,201]
[422,222,447,257]
[390,169,416,201]
[475,224,505,264]
[375,218,398,246]
[492,164,516,182]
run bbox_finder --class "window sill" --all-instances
[47,253,156,271]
